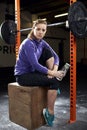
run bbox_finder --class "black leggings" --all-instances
[15,48,60,90]
[16,72,60,90]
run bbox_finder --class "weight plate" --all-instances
[68,1,87,38]
[0,20,16,44]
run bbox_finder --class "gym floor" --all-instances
[0,64,87,130]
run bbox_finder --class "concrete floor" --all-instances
[0,64,87,130]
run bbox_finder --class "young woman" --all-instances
[14,19,65,126]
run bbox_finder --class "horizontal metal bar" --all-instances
[78,17,87,22]
[18,27,32,32]
[18,21,66,32]
[47,21,66,26]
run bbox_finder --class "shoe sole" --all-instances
[43,108,48,125]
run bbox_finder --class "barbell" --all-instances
[0,1,87,45]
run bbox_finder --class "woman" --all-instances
[14,19,65,126]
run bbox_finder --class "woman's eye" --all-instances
[36,28,46,32]
[36,28,40,31]
[42,29,45,32]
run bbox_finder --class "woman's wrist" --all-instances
[53,65,58,71]
[47,69,54,77]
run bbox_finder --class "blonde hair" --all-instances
[28,19,47,39]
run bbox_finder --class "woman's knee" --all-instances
[46,57,54,69]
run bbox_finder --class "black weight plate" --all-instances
[0,20,16,44]
[68,1,87,38]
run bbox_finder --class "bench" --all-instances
[8,82,48,130]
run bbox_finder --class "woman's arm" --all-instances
[24,40,48,74]
[47,69,64,79]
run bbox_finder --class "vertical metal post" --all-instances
[15,0,21,59]
[70,0,77,123]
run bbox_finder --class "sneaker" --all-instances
[43,108,54,126]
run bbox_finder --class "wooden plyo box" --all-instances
[8,82,48,130]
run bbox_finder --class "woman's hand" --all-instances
[47,69,65,79]
[47,75,53,78]
[47,64,59,79]
[47,68,65,79]
[54,70,65,79]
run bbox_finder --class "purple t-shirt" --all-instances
[14,38,59,75]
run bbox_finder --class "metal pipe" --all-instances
[18,21,66,32]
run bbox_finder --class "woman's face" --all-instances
[33,23,47,40]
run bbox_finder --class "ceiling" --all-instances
[0,0,87,24]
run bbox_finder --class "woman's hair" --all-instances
[28,19,47,39]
